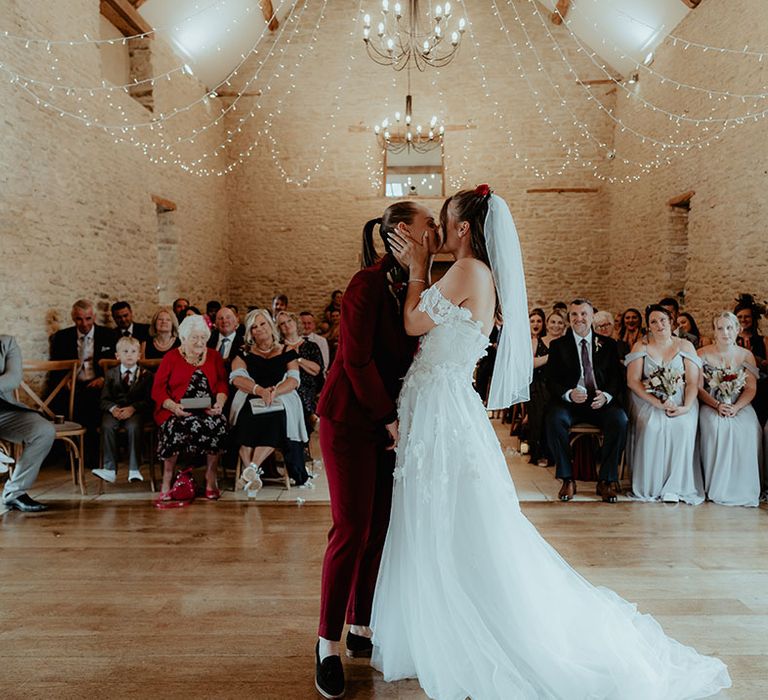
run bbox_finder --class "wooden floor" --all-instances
[1,498,766,699]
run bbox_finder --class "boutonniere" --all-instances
[594,337,603,353]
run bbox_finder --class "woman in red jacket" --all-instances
[314,201,440,699]
[152,314,228,501]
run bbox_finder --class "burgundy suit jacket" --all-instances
[317,255,417,428]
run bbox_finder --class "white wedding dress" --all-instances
[371,286,731,700]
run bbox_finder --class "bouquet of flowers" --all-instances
[644,365,683,402]
[705,366,747,404]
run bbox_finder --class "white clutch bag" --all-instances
[180,397,211,410]
[249,397,284,414]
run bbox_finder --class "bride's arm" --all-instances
[388,230,439,336]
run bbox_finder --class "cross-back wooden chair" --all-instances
[96,358,161,492]
[15,360,88,494]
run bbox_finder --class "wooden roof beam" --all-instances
[261,0,279,31]
[552,0,571,25]
[100,0,153,38]
[680,0,703,8]
[526,187,599,194]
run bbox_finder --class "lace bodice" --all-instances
[403,286,489,389]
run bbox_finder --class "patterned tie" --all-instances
[580,338,597,395]
[123,370,131,386]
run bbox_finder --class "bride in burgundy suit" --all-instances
[314,201,440,699]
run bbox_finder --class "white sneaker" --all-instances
[128,470,144,483]
[92,468,116,484]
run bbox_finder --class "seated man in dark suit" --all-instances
[545,298,628,503]
[50,299,116,464]
[207,306,244,370]
[1,335,55,511]
[92,336,154,484]
[111,301,150,344]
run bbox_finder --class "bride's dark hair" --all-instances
[362,201,422,269]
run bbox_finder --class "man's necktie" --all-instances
[580,338,597,395]
[123,370,131,386]
[219,337,229,357]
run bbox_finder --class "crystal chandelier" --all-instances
[374,93,445,153]
[362,0,466,71]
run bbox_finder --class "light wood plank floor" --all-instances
[1,497,766,699]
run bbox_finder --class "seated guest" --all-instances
[172,297,189,323]
[592,310,614,338]
[50,299,116,463]
[151,315,228,502]
[299,311,330,373]
[229,309,309,493]
[207,306,244,369]
[552,301,568,319]
[92,336,153,485]
[734,294,768,424]
[613,311,623,339]
[625,305,703,504]
[617,307,644,360]
[185,306,203,318]
[678,312,708,348]
[527,308,549,465]
[1,335,55,511]
[323,289,343,325]
[324,309,341,366]
[545,299,627,503]
[276,311,324,435]
[111,301,150,343]
[143,307,180,359]
[545,310,566,341]
[659,297,697,346]
[205,300,222,329]
[697,312,761,507]
[227,304,246,336]
[272,294,288,319]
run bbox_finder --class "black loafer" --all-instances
[315,641,345,699]
[345,630,373,659]
[3,494,48,512]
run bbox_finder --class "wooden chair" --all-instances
[15,360,88,494]
[0,438,15,478]
[97,358,160,492]
[233,453,291,492]
[569,423,626,483]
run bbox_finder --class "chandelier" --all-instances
[362,0,466,71]
[374,93,445,153]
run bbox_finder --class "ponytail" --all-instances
[362,217,383,268]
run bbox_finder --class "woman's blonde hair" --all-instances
[712,311,739,333]
[274,310,300,341]
[244,309,281,347]
[149,306,179,338]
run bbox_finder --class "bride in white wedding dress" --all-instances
[371,186,731,700]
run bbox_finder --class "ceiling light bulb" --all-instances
[395,111,401,121]
[364,14,371,27]
[458,17,466,32]
[451,31,459,46]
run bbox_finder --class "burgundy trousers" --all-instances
[317,417,394,641]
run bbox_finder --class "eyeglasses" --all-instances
[595,322,613,329]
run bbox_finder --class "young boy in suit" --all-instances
[93,336,154,484]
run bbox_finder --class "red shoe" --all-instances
[205,488,221,501]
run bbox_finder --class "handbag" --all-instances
[154,467,196,509]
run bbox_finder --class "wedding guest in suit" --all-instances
[314,202,429,696]
[1,335,55,512]
[526,308,550,465]
[617,307,644,360]
[111,301,150,344]
[151,315,228,502]
[272,294,288,319]
[143,307,180,359]
[276,311,324,436]
[545,299,628,503]
[625,305,703,504]
[92,336,153,485]
[229,309,309,492]
[592,310,615,338]
[207,306,244,369]
[172,297,189,323]
[300,311,330,374]
[50,299,116,463]
[697,312,761,507]
[545,310,566,341]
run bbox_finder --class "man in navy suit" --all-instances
[111,301,150,344]
[50,299,116,464]
[545,299,628,503]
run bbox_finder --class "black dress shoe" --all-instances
[315,642,345,699]
[3,494,48,512]
[345,630,373,659]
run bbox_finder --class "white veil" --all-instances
[484,193,533,409]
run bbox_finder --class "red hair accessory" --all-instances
[474,183,492,197]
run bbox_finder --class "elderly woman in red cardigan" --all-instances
[152,314,228,501]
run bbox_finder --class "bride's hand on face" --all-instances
[388,230,430,273]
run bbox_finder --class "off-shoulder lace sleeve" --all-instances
[679,350,703,368]
[743,362,760,377]
[624,349,646,366]
[418,285,457,325]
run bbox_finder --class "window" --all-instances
[384,144,444,198]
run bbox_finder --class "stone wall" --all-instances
[0,0,231,360]
[604,0,768,332]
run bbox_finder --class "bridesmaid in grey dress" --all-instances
[697,311,761,507]
[625,305,704,504]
